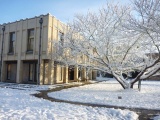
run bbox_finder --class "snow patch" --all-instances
[153,115,160,120]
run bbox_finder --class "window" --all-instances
[7,64,11,80]
[29,64,33,81]
[29,63,37,82]
[59,32,64,46]
[9,32,15,53]
[58,32,64,55]
[27,29,34,52]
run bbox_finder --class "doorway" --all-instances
[23,61,37,83]
[68,66,74,80]
[6,62,17,82]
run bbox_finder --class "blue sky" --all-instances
[0,0,130,24]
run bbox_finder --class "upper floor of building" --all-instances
[0,13,66,61]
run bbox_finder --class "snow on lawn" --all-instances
[48,79,160,110]
[152,115,160,120]
[0,86,138,120]
[96,76,112,81]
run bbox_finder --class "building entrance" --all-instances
[68,66,74,80]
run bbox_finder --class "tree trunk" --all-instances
[130,83,134,88]
[113,73,137,89]
[117,79,135,89]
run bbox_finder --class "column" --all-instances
[88,69,92,80]
[48,60,54,85]
[39,60,44,85]
[16,60,23,83]
[54,64,57,84]
[54,64,60,84]
[74,66,78,81]
[82,67,86,81]
[1,61,6,82]
[63,65,68,83]
[43,61,49,85]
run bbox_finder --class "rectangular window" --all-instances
[59,32,64,45]
[58,32,64,55]
[9,32,15,53]
[29,64,33,81]
[7,64,11,80]
[27,29,34,52]
[28,63,37,82]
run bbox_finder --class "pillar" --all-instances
[74,66,78,81]
[48,60,54,85]
[16,60,23,83]
[82,67,86,81]
[54,64,57,84]
[54,64,60,83]
[88,70,92,80]
[63,66,68,83]
[43,61,49,85]
[39,60,44,85]
[1,61,6,82]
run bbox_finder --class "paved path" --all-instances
[32,82,160,120]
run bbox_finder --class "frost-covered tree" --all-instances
[126,0,160,87]
[53,1,160,89]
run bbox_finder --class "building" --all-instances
[0,13,96,85]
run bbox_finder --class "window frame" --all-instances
[59,32,64,45]
[27,29,34,52]
[28,63,37,82]
[58,32,64,55]
[7,64,11,80]
[8,32,16,54]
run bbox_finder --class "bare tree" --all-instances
[53,1,160,89]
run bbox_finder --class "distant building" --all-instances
[0,13,96,84]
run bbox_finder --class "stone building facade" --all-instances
[0,13,96,84]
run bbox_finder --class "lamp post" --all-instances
[37,18,43,85]
[0,26,5,82]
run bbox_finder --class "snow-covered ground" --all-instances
[48,78,160,110]
[152,115,160,120]
[0,82,138,120]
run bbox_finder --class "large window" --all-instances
[59,32,64,45]
[6,63,17,81]
[9,32,15,53]
[28,63,37,82]
[7,64,11,80]
[27,29,34,52]
[58,32,64,55]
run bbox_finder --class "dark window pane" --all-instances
[27,29,34,51]
[9,32,15,53]
[7,64,11,80]
[28,63,37,82]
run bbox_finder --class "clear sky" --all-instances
[0,0,130,24]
